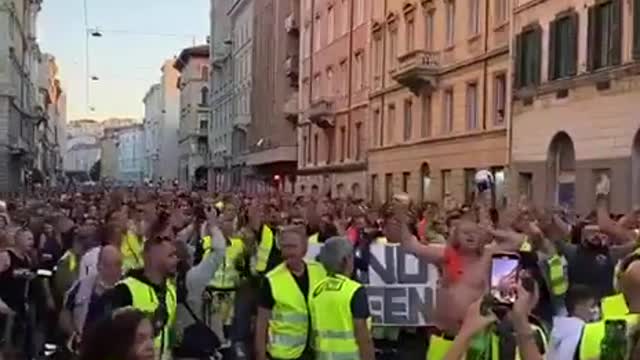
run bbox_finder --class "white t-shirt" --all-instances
[549,316,585,360]
[78,246,100,280]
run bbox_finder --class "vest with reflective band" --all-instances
[309,274,363,360]
[309,233,319,244]
[267,261,327,359]
[547,254,568,296]
[119,277,177,360]
[121,231,144,272]
[601,293,629,319]
[60,251,77,272]
[255,225,274,274]
[209,237,245,289]
[579,314,639,360]
[375,237,387,244]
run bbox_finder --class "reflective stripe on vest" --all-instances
[210,237,245,289]
[309,233,319,244]
[61,251,78,272]
[547,254,568,296]
[121,231,144,272]
[601,293,629,319]
[255,225,275,274]
[579,314,639,360]
[309,274,362,360]
[119,277,177,360]
[267,261,327,359]
[375,237,387,244]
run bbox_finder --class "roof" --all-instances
[174,44,210,72]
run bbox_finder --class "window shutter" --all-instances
[515,33,523,88]
[568,12,579,76]
[548,20,557,81]
[635,0,640,59]
[533,25,542,85]
[611,0,622,66]
[587,6,596,71]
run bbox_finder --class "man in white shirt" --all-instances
[549,285,598,360]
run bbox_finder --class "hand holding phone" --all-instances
[490,252,520,306]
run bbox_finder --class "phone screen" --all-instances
[490,254,520,305]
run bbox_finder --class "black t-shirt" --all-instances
[0,250,33,315]
[259,265,309,309]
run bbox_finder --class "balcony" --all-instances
[283,94,298,123]
[284,13,299,35]
[306,98,334,128]
[390,49,440,95]
[285,54,299,80]
[8,134,31,156]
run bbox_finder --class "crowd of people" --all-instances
[0,174,640,360]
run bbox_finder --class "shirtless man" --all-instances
[391,192,525,337]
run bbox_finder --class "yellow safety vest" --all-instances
[255,225,274,274]
[579,313,639,360]
[601,293,629,319]
[266,261,327,359]
[547,254,568,296]
[375,237,388,244]
[209,237,245,289]
[121,231,144,272]
[119,277,177,360]
[309,233,319,244]
[308,274,364,360]
[60,251,77,272]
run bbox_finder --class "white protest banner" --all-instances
[307,243,439,327]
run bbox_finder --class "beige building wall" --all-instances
[368,0,510,205]
[511,0,640,214]
[297,0,370,199]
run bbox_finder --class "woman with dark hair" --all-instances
[79,307,154,360]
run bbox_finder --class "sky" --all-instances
[38,0,210,122]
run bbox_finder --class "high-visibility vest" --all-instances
[254,225,275,274]
[578,314,639,360]
[375,237,387,244]
[308,274,364,360]
[309,233,319,244]
[547,254,568,296]
[60,250,77,272]
[121,231,144,272]
[208,237,245,289]
[266,261,327,359]
[119,277,177,360]
[601,293,629,319]
[520,239,533,252]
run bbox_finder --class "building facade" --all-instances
[367,0,510,206]
[297,0,370,199]
[65,142,100,174]
[116,124,144,183]
[510,0,640,214]
[248,0,299,192]
[175,45,210,187]
[209,0,233,190]
[64,119,102,174]
[143,84,162,180]
[0,0,44,192]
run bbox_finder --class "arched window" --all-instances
[548,132,576,209]
[351,183,361,199]
[419,162,431,203]
[200,87,209,105]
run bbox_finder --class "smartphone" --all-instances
[601,319,628,360]
[490,252,520,306]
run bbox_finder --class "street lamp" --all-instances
[90,29,103,37]
[90,75,99,81]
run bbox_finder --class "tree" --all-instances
[90,160,101,181]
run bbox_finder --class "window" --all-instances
[406,19,415,52]
[339,61,348,95]
[443,89,454,133]
[588,0,622,70]
[421,94,432,137]
[340,126,346,162]
[373,109,381,147]
[419,163,431,203]
[385,173,393,202]
[519,172,533,200]
[327,68,334,96]
[403,99,413,141]
[327,6,335,43]
[198,113,209,130]
[402,172,411,193]
[327,129,334,163]
[549,13,578,80]
[469,0,479,35]
[303,25,311,58]
[360,51,366,89]
[335,3,342,39]
[496,0,508,24]
[494,74,506,125]
[446,1,455,46]
[515,27,542,88]
[313,73,321,99]
[302,135,308,166]
[355,122,362,160]
[441,170,452,200]
[314,15,322,52]
[387,104,396,144]
[389,29,398,67]
[635,0,640,58]
[200,87,209,105]
[371,174,378,202]
[341,0,349,34]
[314,133,319,165]
[355,53,363,89]
[464,168,476,203]
[492,167,507,208]
[374,38,382,80]
[466,83,478,129]
[425,11,435,50]
[355,0,365,25]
